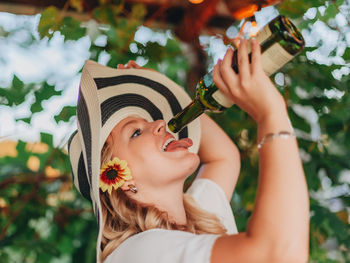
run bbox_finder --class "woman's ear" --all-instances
[106,134,114,146]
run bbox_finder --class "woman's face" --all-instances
[107,116,200,190]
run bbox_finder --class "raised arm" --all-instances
[210,39,309,263]
[197,113,241,201]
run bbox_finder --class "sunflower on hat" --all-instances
[100,157,132,194]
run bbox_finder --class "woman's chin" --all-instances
[183,153,200,174]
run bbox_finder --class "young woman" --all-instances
[68,38,309,263]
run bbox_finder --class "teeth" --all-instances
[162,138,175,152]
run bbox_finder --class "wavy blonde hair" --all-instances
[99,142,227,262]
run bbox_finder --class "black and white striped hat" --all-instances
[67,60,201,262]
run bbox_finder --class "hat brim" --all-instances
[68,60,201,262]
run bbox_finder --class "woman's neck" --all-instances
[134,183,188,225]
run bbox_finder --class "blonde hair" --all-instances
[99,142,227,262]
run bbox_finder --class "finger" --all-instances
[125,61,134,68]
[117,64,125,69]
[221,47,238,79]
[219,50,241,99]
[237,38,250,80]
[220,48,239,87]
[131,61,142,69]
[126,60,141,69]
[213,59,234,101]
[221,47,234,69]
[251,38,262,74]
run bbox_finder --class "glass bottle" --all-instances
[168,15,305,133]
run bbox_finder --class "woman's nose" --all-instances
[152,120,166,135]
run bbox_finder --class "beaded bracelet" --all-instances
[257,131,296,150]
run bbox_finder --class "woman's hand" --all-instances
[117,60,143,69]
[212,38,287,124]
[117,61,156,71]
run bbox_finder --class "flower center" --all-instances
[106,169,119,180]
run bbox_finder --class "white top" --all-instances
[105,178,238,263]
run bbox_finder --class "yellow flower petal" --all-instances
[123,167,131,175]
[114,179,125,190]
[111,157,121,165]
[100,163,108,172]
[119,160,128,169]
[122,174,132,181]
[100,156,133,194]
[100,181,108,192]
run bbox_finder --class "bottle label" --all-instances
[261,43,294,76]
[245,24,272,53]
[212,90,234,108]
[256,24,272,44]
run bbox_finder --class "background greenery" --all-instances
[0,0,349,262]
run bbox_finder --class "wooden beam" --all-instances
[0,2,91,21]
[176,0,223,42]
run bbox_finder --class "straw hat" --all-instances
[67,60,201,262]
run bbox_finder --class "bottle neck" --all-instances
[167,98,205,133]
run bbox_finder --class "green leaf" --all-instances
[342,47,350,62]
[12,75,24,91]
[38,6,60,39]
[0,25,10,37]
[278,0,321,18]
[40,82,62,100]
[40,132,53,147]
[164,38,182,54]
[0,75,29,106]
[16,140,30,165]
[319,2,338,23]
[93,4,122,26]
[30,82,62,114]
[15,117,32,124]
[131,4,147,20]
[51,150,70,173]
[106,26,119,47]
[289,109,312,133]
[54,106,77,124]
[30,101,44,114]
[60,17,86,41]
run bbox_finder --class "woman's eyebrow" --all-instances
[121,120,138,134]
[121,118,147,133]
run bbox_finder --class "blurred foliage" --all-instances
[0,0,349,262]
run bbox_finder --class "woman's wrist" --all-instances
[257,109,293,141]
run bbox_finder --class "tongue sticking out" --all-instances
[165,138,193,152]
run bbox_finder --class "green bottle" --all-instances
[168,15,305,133]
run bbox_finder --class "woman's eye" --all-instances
[131,128,141,138]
